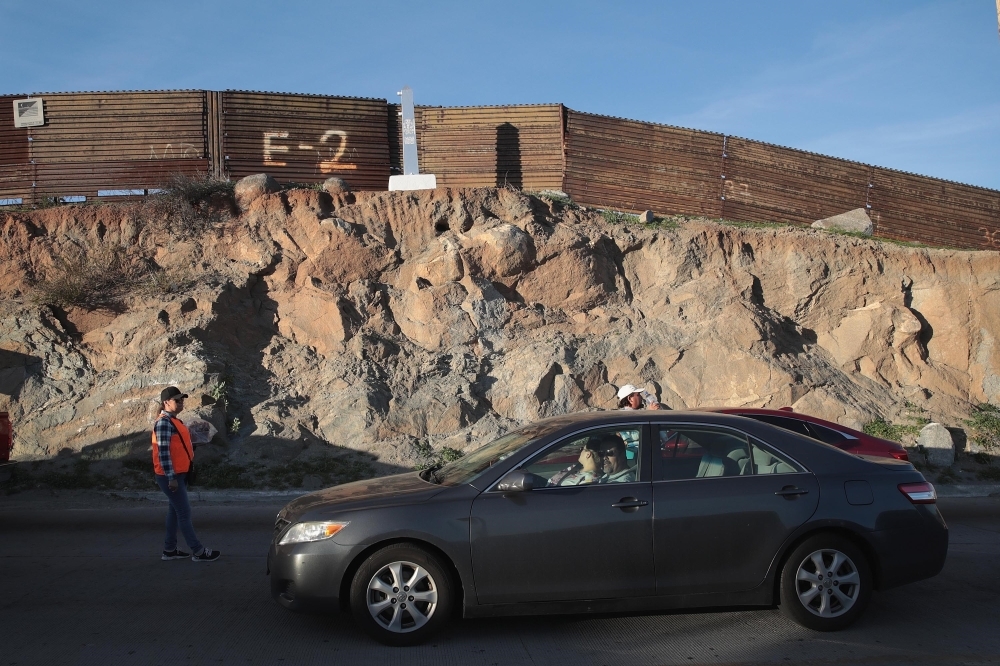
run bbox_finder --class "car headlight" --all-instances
[278,521,349,545]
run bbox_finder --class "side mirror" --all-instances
[495,470,537,492]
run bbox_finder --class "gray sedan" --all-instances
[268,411,947,645]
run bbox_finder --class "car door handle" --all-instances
[775,486,809,497]
[611,498,649,509]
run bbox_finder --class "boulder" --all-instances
[918,422,954,466]
[322,177,351,195]
[638,210,654,223]
[234,174,280,209]
[812,208,873,235]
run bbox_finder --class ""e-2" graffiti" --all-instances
[263,129,356,173]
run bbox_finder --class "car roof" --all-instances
[522,409,789,431]
[700,407,865,434]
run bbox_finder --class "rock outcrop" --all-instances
[1,187,998,468]
[234,174,281,210]
[812,208,874,235]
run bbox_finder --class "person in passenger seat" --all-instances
[598,433,636,483]
[548,440,605,486]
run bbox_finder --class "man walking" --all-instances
[153,386,220,562]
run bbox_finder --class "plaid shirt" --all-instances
[154,411,179,480]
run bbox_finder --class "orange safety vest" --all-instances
[151,416,194,476]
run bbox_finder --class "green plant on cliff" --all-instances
[601,209,639,225]
[966,403,1000,452]
[863,403,929,444]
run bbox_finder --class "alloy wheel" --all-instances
[794,548,861,618]
[366,560,439,633]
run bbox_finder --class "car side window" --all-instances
[749,414,813,438]
[749,439,803,474]
[655,426,751,481]
[522,427,641,487]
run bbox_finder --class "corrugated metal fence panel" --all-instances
[870,168,1000,250]
[16,91,209,199]
[0,94,32,203]
[387,103,402,176]
[221,92,390,190]
[563,110,724,217]
[721,137,871,226]
[414,105,564,191]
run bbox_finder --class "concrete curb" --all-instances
[107,490,308,503]
[935,483,1000,498]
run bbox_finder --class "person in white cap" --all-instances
[616,384,663,410]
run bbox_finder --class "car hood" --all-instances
[279,471,445,521]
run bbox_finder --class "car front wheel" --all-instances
[779,534,872,631]
[349,543,454,646]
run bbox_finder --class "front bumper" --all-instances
[267,539,359,613]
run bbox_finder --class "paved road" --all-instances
[1,495,999,666]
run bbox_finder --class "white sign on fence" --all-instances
[13,98,44,128]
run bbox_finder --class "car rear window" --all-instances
[807,423,851,445]
[748,415,813,438]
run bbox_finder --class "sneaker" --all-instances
[192,548,221,562]
[161,549,191,561]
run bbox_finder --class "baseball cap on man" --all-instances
[616,384,642,400]
[160,386,189,403]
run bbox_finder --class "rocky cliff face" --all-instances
[2,187,998,467]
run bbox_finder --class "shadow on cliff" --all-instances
[0,349,42,397]
[192,276,280,443]
[7,430,410,492]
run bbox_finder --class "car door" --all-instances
[469,424,655,605]
[651,423,819,595]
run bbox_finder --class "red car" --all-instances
[700,407,909,461]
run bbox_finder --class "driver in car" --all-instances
[598,433,635,483]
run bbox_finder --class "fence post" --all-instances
[718,135,728,219]
[207,91,224,180]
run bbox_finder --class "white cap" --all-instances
[616,384,642,400]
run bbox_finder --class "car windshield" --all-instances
[429,422,556,487]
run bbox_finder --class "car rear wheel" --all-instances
[349,543,454,646]
[779,534,872,631]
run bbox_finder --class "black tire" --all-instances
[779,533,872,631]
[348,543,455,646]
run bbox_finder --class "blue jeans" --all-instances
[154,473,203,554]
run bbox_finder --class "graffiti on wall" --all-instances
[980,226,1000,248]
[148,143,199,159]
[263,129,357,172]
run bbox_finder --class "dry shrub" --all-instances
[144,174,237,237]
[31,243,153,309]
[32,244,200,308]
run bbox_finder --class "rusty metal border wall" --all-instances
[869,168,1000,251]
[0,95,31,204]
[563,110,725,218]
[220,91,390,189]
[389,103,564,191]
[720,136,872,226]
[561,110,999,251]
[0,90,997,250]
[1,90,209,203]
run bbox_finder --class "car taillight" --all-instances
[890,450,909,461]
[899,482,936,504]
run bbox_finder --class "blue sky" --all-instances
[2,0,998,189]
